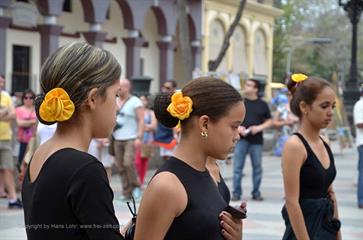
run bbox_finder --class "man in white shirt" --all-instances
[112,79,144,201]
[353,83,363,208]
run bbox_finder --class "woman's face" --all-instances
[305,87,335,129]
[92,80,120,138]
[23,93,35,107]
[206,101,245,160]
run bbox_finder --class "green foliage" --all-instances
[272,0,363,83]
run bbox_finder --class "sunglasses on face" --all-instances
[24,96,34,100]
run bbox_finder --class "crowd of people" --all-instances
[0,41,362,239]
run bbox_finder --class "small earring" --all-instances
[304,111,308,115]
[201,131,208,138]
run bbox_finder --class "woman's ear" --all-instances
[198,115,209,133]
[299,101,309,115]
[85,88,99,110]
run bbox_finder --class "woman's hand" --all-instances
[18,162,28,184]
[219,211,243,240]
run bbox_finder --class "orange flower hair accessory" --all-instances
[167,91,193,120]
[291,73,308,83]
[39,88,75,122]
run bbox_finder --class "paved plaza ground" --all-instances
[1,141,362,239]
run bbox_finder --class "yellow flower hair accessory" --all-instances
[291,73,308,83]
[167,91,193,120]
[39,88,75,122]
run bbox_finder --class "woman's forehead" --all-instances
[314,87,335,103]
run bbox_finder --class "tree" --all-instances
[272,0,363,83]
[208,0,247,71]
[177,0,193,81]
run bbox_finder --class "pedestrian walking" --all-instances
[135,77,245,239]
[154,80,178,160]
[21,41,125,240]
[232,78,272,201]
[0,74,22,209]
[353,82,363,209]
[281,73,341,239]
[15,89,37,170]
[135,95,157,186]
[111,78,144,201]
[272,90,299,156]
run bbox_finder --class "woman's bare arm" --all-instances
[134,172,187,240]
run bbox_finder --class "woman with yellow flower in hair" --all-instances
[21,42,125,240]
[281,74,341,239]
[135,77,246,240]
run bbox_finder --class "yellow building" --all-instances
[0,0,281,99]
[203,0,282,99]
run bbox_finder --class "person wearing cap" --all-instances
[353,83,363,208]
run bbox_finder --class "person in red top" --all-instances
[15,89,37,169]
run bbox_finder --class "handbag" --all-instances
[124,197,137,240]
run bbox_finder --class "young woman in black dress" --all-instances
[282,74,341,240]
[22,42,125,240]
[135,77,246,240]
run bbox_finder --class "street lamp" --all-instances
[286,38,332,76]
[338,0,363,133]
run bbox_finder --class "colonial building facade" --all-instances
[0,0,281,98]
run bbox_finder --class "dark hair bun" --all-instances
[153,92,179,128]
[34,94,56,125]
[286,77,298,96]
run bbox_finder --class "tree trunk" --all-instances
[177,0,193,81]
[208,0,247,71]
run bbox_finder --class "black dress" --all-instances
[218,173,231,203]
[282,133,339,240]
[22,148,124,240]
[154,157,228,240]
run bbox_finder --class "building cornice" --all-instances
[206,0,283,19]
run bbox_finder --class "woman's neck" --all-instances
[298,120,321,142]
[52,120,92,152]
[206,159,220,184]
[173,135,207,171]
[23,104,34,110]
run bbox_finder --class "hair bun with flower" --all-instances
[39,88,75,123]
[167,91,193,120]
[291,73,308,83]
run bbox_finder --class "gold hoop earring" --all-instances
[201,131,208,139]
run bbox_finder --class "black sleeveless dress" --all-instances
[282,133,339,240]
[294,132,336,199]
[154,157,227,240]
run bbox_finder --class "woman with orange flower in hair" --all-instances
[281,74,341,240]
[21,42,125,240]
[135,77,246,240]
